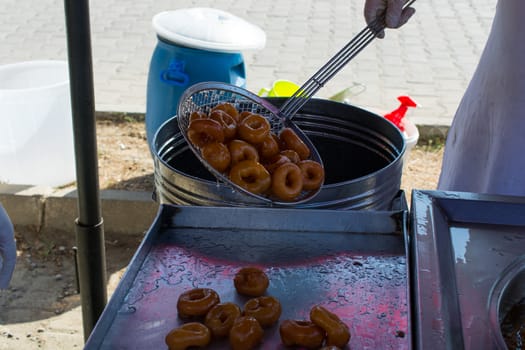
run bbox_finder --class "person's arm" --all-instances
[364,0,415,38]
[0,204,16,289]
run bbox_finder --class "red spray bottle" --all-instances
[384,95,418,132]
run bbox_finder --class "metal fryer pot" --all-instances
[153,98,405,209]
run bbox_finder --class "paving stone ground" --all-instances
[0,0,496,126]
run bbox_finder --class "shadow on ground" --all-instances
[103,174,155,193]
[0,226,142,325]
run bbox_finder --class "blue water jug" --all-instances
[146,40,246,146]
[146,8,266,149]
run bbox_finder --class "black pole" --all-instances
[63,0,107,341]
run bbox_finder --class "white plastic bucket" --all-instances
[0,60,75,186]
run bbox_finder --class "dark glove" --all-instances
[364,0,415,38]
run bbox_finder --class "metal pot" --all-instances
[489,256,525,349]
[152,98,405,210]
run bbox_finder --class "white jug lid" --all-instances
[152,8,266,53]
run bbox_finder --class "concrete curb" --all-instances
[1,111,449,236]
[0,184,158,236]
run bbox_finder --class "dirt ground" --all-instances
[0,116,444,349]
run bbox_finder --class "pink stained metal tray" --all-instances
[85,204,411,349]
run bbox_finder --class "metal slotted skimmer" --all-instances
[177,0,416,205]
[177,83,322,206]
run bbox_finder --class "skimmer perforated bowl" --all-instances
[177,82,323,206]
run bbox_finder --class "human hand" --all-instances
[364,0,415,38]
[0,204,16,289]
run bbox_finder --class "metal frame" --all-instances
[63,0,107,341]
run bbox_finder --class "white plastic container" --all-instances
[402,117,419,160]
[0,60,76,186]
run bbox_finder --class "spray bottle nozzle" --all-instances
[384,95,418,132]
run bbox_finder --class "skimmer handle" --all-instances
[279,0,417,119]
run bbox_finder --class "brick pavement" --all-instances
[0,0,496,126]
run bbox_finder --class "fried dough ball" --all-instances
[187,118,225,149]
[204,302,242,338]
[256,133,280,159]
[243,296,282,327]
[279,127,310,160]
[279,319,325,349]
[209,109,237,140]
[263,154,291,174]
[233,266,269,297]
[189,110,207,123]
[310,305,351,348]
[229,316,264,350]
[201,142,231,173]
[228,139,259,165]
[238,114,271,144]
[298,159,325,191]
[229,160,271,195]
[176,288,220,318]
[271,162,304,201]
[212,102,240,123]
[165,322,211,350]
[280,149,301,164]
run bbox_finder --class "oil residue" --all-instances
[119,244,409,349]
[502,298,525,350]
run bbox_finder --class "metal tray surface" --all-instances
[410,190,525,350]
[85,205,411,349]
